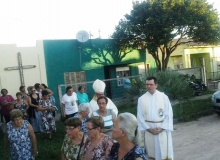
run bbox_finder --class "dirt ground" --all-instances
[173,114,220,160]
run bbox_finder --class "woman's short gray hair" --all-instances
[10,109,23,121]
[78,103,90,112]
[118,112,140,144]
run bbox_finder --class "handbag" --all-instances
[77,134,85,160]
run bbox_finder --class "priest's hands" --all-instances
[147,128,164,135]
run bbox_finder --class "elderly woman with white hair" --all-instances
[109,112,148,160]
[73,103,90,134]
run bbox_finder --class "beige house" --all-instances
[145,41,220,80]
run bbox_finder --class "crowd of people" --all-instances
[0,83,57,159]
[0,77,174,160]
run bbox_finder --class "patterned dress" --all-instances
[73,113,88,135]
[61,134,87,160]
[82,135,113,160]
[29,93,43,133]
[39,99,56,134]
[7,120,34,160]
[108,142,148,160]
[14,99,28,120]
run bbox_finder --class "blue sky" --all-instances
[0,0,219,46]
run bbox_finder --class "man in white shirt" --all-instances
[89,79,118,117]
[137,76,174,160]
[61,86,78,119]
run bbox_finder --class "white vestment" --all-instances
[137,90,174,160]
[89,96,118,117]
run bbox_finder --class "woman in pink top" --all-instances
[0,89,15,123]
[81,116,113,160]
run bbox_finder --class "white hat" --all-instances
[93,79,106,93]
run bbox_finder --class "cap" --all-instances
[93,79,106,93]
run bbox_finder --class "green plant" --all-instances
[121,69,214,121]
[173,97,213,122]
[125,69,193,102]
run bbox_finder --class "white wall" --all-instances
[0,40,47,98]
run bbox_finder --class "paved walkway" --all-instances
[173,114,220,160]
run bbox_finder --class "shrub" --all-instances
[121,69,213,121]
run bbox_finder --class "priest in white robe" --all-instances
[137,76,174,160]
[89,79,118,117]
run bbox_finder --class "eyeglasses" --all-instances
[65,127,75,131]
[85,127,97,131]
[146,84,155,86]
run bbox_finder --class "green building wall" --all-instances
[43,39,146,109]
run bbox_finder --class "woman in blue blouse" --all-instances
[77,86,89,105]
[109,112,148,160]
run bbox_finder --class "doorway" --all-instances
[104,66,112,98]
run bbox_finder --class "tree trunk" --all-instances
[161,47,171,71]
[149,51,162,71]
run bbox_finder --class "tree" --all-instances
[112,0,220,71]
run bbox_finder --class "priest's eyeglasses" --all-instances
[146,83,155,86]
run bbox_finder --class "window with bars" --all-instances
[173,56,183,69]
[64,71,86,91]
[116,67,130,86]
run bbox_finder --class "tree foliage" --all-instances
[112,0,220,71]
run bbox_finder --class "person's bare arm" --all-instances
[37,105,54,111]
[28,124,38,158]
[24,100,29,110]
[37,105,43,111]
[46,89,54,96]
[25,96,30,108]
[1,101,14,106]
[7,100,15,105]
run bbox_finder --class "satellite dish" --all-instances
[76,30,89,42]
